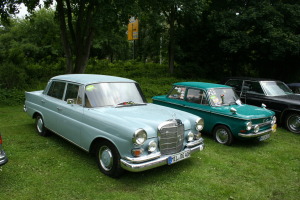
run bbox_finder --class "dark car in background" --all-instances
[287,83,300,94]
[224,77,300,134]
[0,133,8,166]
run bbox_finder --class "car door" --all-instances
[183,88,213,132]
[55,83,84,146]
[42,81,67,133]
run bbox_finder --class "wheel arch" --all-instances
[89,137,117,154]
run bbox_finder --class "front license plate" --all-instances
[259,134,270,141]
[167,150,190,165]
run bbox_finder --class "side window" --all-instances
[245,81,264,95]
[226,79,243,93]
[186,89,208,105]
[64,84,80,103]
[47,81,66,100]
[168,86,186,100]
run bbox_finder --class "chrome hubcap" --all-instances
[37,118,43,133]
[99,146,113,171]
[289,115,300,132]
[216,129,228,144]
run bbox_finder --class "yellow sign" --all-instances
[128,19,139,40]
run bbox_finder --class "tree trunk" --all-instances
[57,0,73,73]
[168,6,176,74]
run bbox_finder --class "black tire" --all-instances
[35,115,49,136]
[285,113,300,134]
[213,125,234,145]
[95,140,124,178]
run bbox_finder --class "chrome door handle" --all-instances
[41,100,45,103]
[57,107,62,111]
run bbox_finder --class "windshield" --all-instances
[85,82,147,108]
[260,81,293,96]
[208,88,241,106]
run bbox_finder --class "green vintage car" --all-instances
[153,82,277,145]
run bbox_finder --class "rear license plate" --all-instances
[259,134,270,141]
[167,150,190,165]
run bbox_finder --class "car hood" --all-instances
[213,104,275,120]
[86,103,197,138]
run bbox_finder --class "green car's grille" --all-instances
[158,119,184,155]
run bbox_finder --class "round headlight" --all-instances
[187,131,194,142]
[246,121,252,131]
[271,116,276,125]
[148,141,157,153]
[254,125,260,133]
[195,118,204,131]
[133,129,147,145]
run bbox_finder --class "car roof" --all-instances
[174,82,231,89]
[50,74,135,85]
[224,77,278,82]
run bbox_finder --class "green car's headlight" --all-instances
[246,121,252,131]
[133,129,147,145]
[195,118,204,131]
[271,116,276,125]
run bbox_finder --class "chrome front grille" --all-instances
[158,119,184,155]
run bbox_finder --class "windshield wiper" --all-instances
[115,101,146,107]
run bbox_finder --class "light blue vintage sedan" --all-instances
[24,74,205,177]
[153,82,277,145]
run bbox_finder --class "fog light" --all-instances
[132,149,143,157]
[187,132,194,142]
[148,141,157,153]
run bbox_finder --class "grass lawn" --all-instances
[0,105,299,200]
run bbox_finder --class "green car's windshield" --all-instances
[208,88,241,106]
[85,82,147,108]
[260,81,293,96]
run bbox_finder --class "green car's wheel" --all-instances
[213,125,233,145]
[285,113,300,134]
[95,140,124,178]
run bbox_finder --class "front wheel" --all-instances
[95,141,124,178]
[285,113,300,134]
[213,125,234,145]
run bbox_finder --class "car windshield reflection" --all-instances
[260,81,293,96]
[208,88,241,106]
[85,82,147,108]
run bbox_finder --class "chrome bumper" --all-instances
[238,128,272,138]
[0,150,8,166]
[120,138,204,172]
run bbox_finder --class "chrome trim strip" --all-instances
[154,99,271,121]
[238,128,272,138]
[186,138,204,148]
[120,143,205,172]
[123,152,161,163]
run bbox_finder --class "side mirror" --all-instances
[230,107,237,114]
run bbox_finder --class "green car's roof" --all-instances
[174,82,231,89]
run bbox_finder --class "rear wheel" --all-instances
[95,140,124,178]
[285,113,300,134]
[35,115,49,136]
[213,125,234,145]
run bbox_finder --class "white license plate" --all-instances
[167,150,191,165]
[259,134,270,141]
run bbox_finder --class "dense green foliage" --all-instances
[1,105,299,199]
[0,0,299,91]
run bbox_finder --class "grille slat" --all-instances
[158,119,184,155]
